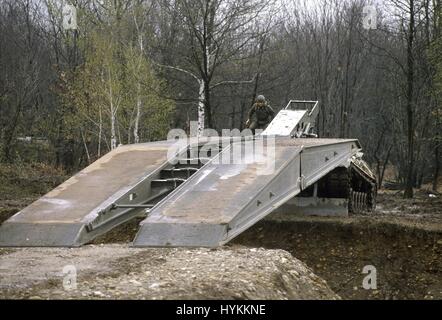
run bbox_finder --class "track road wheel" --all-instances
[349,189,370,214]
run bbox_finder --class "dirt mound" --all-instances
[235,216,442,300]
[0,245,339,300]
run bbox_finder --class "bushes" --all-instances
[0,163,66,201]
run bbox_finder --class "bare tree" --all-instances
[154,0,272,135]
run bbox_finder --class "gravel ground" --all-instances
[0,245,339,300]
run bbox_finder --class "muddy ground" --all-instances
[0,163,441,300]
[236,217,441,300]
[234,189,442,300]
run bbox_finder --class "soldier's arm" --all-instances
[248,105,255,119]
[267,105,275,119]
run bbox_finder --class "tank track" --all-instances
[348,158,377,214]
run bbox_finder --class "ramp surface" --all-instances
[262,109,307,136]
[0,141,176,246]
[133,137,360,247]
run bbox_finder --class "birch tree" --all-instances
[155,0,271,135]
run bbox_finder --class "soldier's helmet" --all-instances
[256,95,266,103]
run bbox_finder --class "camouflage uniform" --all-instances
[247,101,275,134]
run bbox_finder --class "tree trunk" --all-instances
[204,79,212,130]
[134,83,141,144]
[98,106,102,157]
[80,129,91,164]
[239,100,246,131]
[111,111,117,150]
[230,104,236,129]
[433,144,440,191]
[404,0,415,198]
[380,145,392,188]
[197,80,205,137]
[133,31,144,144]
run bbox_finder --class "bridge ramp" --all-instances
[0,141,177,246]
[133,138,360,247]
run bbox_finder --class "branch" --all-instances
[153,61,200,82]
[210,74,257,89]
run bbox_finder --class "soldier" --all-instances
[245,95,275,134]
